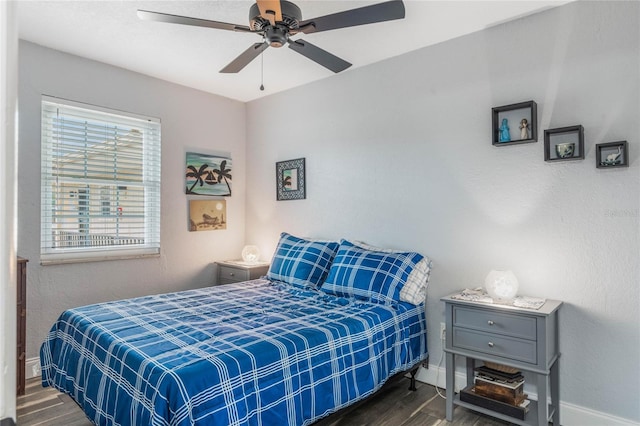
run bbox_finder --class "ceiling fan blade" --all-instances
[287,39,351,73]
[297,0,405,35]
[257,0,283,26]
[220,42,269,73]
[137,10,252,33]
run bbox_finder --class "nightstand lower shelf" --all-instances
[454,393,556,426]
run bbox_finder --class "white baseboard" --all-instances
[415,364,639,426]
[559,401,640,426]
[25,357,41,380]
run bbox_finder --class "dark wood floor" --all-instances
[17,375,511,425]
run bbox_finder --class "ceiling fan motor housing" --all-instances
[249,1,302,48]
[265,27,288,47]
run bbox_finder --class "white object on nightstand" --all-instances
[484,270,519,303]
[241,245,261,263]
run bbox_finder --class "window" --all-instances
[41,96,161,264]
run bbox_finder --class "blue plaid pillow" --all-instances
[267,233,339,289]
[321,240,424,304]
[349,241,432,305]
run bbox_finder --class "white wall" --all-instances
[0,1,18,422]
[246,1,639,423]
[18,41,247,363]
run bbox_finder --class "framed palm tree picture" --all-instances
[186,152,232,196]
[276,158,306,201]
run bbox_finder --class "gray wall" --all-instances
[18,41,247,362]
[245,1,639,422]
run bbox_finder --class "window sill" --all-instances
[40,248,160,265]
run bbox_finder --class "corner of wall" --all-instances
[0,0,18,422]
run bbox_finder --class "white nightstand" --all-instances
[215,260,270,285]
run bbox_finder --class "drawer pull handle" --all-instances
[487,320,495,326]
[488,342,495,348]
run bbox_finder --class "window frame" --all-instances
[40,96,161,265]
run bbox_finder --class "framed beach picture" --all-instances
[189,199,226,231]
[276,158,306,201]
[186,152,232,196]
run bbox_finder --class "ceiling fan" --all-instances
[137,0,405,74]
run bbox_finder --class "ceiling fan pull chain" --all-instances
[260,51,265,91]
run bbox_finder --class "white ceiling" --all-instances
[17,0,571,102]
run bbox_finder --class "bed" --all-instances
[41,234,431,426]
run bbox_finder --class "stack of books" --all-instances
[459,365,530,420]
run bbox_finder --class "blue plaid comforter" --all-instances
[41,279,427,426]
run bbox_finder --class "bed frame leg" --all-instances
[409,367,418,391]
[408,355,429,391]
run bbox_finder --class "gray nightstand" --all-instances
[216,260,270,285]
[441,293,562,426]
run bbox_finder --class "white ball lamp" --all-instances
[241,245,261,264]
[484,270,519,303]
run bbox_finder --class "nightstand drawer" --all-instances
[452,327,537,364]
[215,261,270,285]
[219,266,250,283]
[453,306,536,340]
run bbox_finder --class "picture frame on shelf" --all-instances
[492,100,537,146]
[276,158,306,201]
[596,141,628,168]
[544,125,585,162]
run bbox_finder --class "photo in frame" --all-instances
[186,152,232,196]
[544,125,585,162]
[276,158,306,201]
[596,141,628,168]
[188,199,227,231]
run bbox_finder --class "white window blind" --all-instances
[40,96,161,264]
